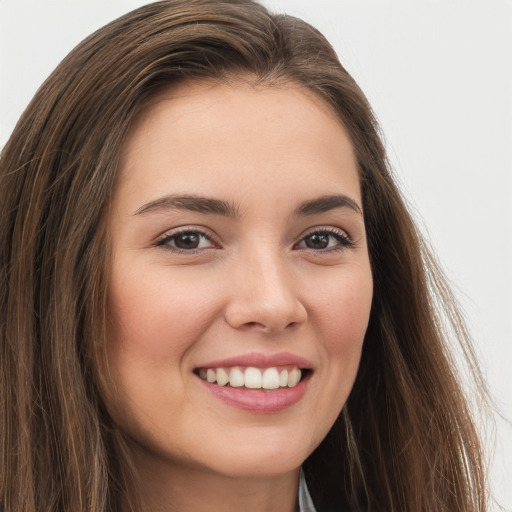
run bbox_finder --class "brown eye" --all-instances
[156,230,215,252]
[174,232,201,249]
[304,233,330,249]
[295,229,353,252]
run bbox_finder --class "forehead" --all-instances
[116,79,360,210]
[128,76,346,131]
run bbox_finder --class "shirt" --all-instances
[298,468,317,512]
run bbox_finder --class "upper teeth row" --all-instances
[199,367,302,389]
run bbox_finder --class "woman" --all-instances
[0,1,488,510]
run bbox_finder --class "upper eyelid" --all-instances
[292,226,355,252]
[153,224,352,248]
[153,226,220,251]
[296,225,351,240]
[300,225,348,234]
[156,224,348,236]
[155,225,216,241]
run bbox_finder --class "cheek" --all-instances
[296,266,372,446]
[307,266,373,351]
[104,266,223,431]
[107,265,220,362]
[308,265,371,400]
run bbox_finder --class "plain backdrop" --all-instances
[1,1,511,509]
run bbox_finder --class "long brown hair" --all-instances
[0,1,488,510]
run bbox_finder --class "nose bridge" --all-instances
[224,243,307,332]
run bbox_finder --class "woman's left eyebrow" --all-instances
[294,194,362,216]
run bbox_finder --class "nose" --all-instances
[223,249,307,334]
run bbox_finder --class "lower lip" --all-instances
[198,375,309,413]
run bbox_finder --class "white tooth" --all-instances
[199,368,207,379]
[244,367,262,389]
[279,369,288,387]
[216,368,229,386]
[262,367,280,389]
[287,368,302,387]
[206,369,216,383]
[229,368,244,387]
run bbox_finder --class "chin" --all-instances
[205,454,304,480]
[198,434,315,479]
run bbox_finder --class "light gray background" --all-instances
[1,1,511,509]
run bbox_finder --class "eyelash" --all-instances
[155,227,217,254]
[154,226,354,254]
[293,227,354,252]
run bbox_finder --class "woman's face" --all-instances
[106,80,373,480]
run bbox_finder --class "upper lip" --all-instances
[196,351,313,369]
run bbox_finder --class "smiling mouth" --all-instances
[195,366,311,390]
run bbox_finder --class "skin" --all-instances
[106,79,373,511]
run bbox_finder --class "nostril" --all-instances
[238,319,302,333]
[239,321,264,330]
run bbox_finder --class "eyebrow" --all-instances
[133,193,362,217]
[134,194,240,217]
[294,194,362,216]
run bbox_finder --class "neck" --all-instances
[124,442,301,512]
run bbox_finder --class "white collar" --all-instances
[298,468,317,512]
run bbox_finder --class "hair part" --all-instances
[0,1,488,510]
